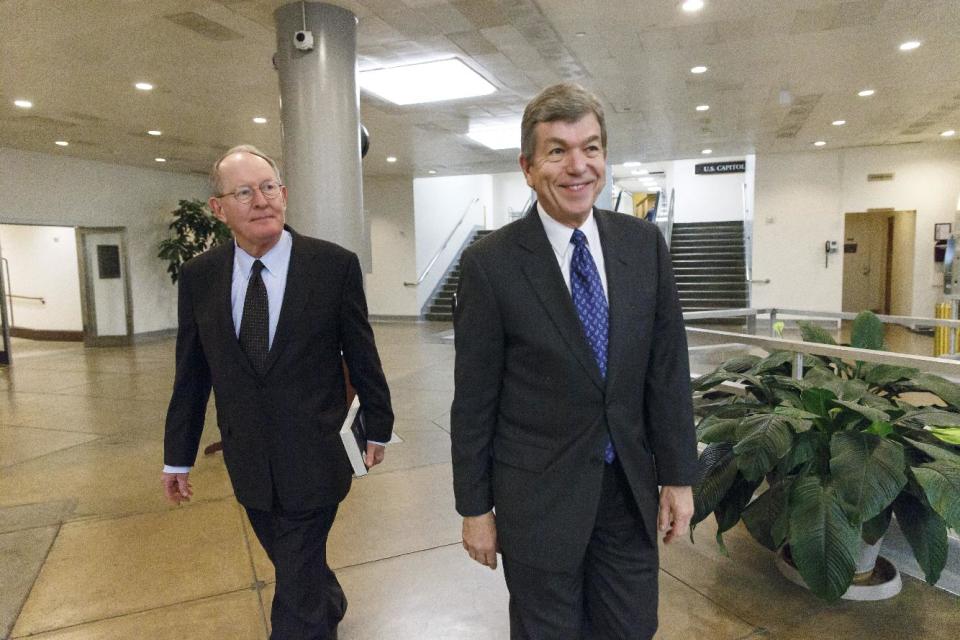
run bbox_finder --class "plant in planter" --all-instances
[691,311,960,601]
[157,199,231,284]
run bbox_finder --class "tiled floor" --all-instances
[1,323,957,639]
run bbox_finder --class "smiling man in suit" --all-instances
[451,84,698,639]
[162,145,393,640]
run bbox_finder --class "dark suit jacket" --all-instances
[451,206,697,572]
[164,226,392,512]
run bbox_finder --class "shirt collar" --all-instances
[234,229,292,278]
[537,202,600,256]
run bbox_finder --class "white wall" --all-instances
[671,156,750,223]
[413,175,492,310]
[0,224,82,331]
[490,171,532,229]
[752,141,960,315]
[0,147,208,334]
[363,177,419,316]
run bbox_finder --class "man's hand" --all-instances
[162,472,193,505]
[658,485,693,544]
[364,442,385,469]
[462,511,499,569]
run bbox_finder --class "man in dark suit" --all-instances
[162,145,392,639]
[451,84,698,639]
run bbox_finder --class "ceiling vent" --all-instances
[867,173,894,182]
[164,12,242,41]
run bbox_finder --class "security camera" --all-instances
[293,30,314,51]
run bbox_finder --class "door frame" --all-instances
[76,226,134,347]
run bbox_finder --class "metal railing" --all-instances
[404,197,480,287]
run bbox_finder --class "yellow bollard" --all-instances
[934,303,947,357]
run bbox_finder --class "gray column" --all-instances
[274,2,368,269]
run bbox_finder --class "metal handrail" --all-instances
[686,327,960,378]
[404,197,480,287]
[7,294,45,303]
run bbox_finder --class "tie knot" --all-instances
[251,260,265,276]
[570,228,588,248]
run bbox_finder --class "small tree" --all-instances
[157,199,231,283]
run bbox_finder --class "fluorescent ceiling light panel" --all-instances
[467,122,520,150]
[623,161,643,167]
[360,58,496,105]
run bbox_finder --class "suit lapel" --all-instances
[261,228,310,375]
[518,206,605,391]
[595,209,640,390]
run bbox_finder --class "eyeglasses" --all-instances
[217,180,283,204]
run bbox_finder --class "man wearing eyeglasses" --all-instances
[162,145,393,640]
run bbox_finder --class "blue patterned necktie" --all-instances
[570,229,615,463]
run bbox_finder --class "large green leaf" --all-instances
[861,507,892,545]
[778,430,819,475]
[713,475,762,553]
[750,351,795,375]
[861,363,920,386]
[830,432,906,523]
[733,414,796,481]
[720,354,762,373]
[788,477,860,602]
[907,373,960,407]
[742,478,794,551]
[696,416,741,443]
[801,387,838,416]
[896,408,960,428]
[831,399,890,424]
[904,438,960,465]
[692,443,738,526]
[931,427,960,445]
[912,460,960,531]
[798,321,838,345]
[892,492,948,585]
[851,311,885,350]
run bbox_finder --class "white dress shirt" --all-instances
[537,204,609,299]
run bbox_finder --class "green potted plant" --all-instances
[691,311,960,601]
[157,199,231,284]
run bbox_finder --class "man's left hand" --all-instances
[657,485,693,544]
[364,442,385,469]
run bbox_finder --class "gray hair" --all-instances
[210,145,282,195]
[520,83,607,163]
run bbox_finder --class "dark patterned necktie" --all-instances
[570,229,615,463]
[239,260,269,373]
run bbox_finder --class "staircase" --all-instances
[670,221,748,313]
[424,229,494,321]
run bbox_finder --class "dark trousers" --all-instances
[246,503,346,640]
[501,460,659,640]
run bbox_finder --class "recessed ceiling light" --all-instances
[386,156,397,163]
[359,58,496,105]
[135,82,154,91]
[682,0,704,13]
[13,99,33,109]
[858,89,875,97]
[252,117,268,124]
[467,121,521,150]
[575,31,587,37]
[631,169,649,175]
[428,169,437,174]
[623,161,643,167]
[942,130,957,138]
[155,157,166,162]
[54,140,69,147]
[832,120,847,126]
[147,130,162,136]
[899,40,921,51]
[814,141,826,147]
[696,104,710,112]
[690,65,708,74]
[701,148,712,154]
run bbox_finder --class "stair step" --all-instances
[425,313,453,321]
